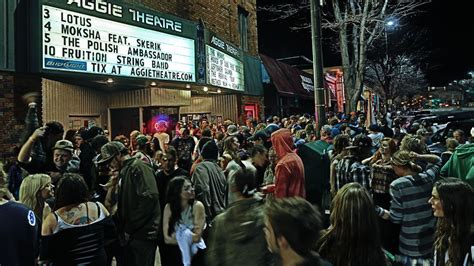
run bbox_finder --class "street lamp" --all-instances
[384,19,398,62]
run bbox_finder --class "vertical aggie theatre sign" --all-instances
[41,0,196,82]
[206,33,244,91]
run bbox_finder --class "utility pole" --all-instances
[310,0,326,130]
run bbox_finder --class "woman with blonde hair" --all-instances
[19,173,54,221]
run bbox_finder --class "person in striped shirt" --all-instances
[377,150,442,265]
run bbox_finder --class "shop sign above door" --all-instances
[40,0,196,82]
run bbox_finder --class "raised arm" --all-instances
[18,127,47,163]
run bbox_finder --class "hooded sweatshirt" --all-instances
[441,143,474,187]
[271,129,306,198]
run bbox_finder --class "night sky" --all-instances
[257,0,474,87]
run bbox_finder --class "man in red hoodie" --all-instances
[271,128,306,198]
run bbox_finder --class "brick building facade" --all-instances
[0,0,260,160]
[135,0,258,56]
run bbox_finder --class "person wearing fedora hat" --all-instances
[99,141,161,266]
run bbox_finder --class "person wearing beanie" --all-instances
[200,138,219,161]
[192,141,227,224]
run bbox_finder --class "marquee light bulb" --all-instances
[203,86,208,92]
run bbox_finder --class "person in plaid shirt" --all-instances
[334,134,373,193]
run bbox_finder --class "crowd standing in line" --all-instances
[0,105,474,266]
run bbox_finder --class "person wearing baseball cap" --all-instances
[50,140,80,184]
[226,124,239,136]
[248,130,271,149]
[98,141,161,266]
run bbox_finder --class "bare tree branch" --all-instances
[259,0,430,111]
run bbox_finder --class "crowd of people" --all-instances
[1,108,473,266]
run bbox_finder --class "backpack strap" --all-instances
[95,202,101,218]
[85,202,90,223]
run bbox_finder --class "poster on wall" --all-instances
[41,2,196,82]
[205,33,244,91]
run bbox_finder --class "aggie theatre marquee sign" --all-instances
[41,0,196,82]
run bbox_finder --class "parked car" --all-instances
[418,110,474,125]
[428,119,474,156]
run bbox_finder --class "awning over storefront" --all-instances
[260,54,314,99]
[244,54,264,96]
